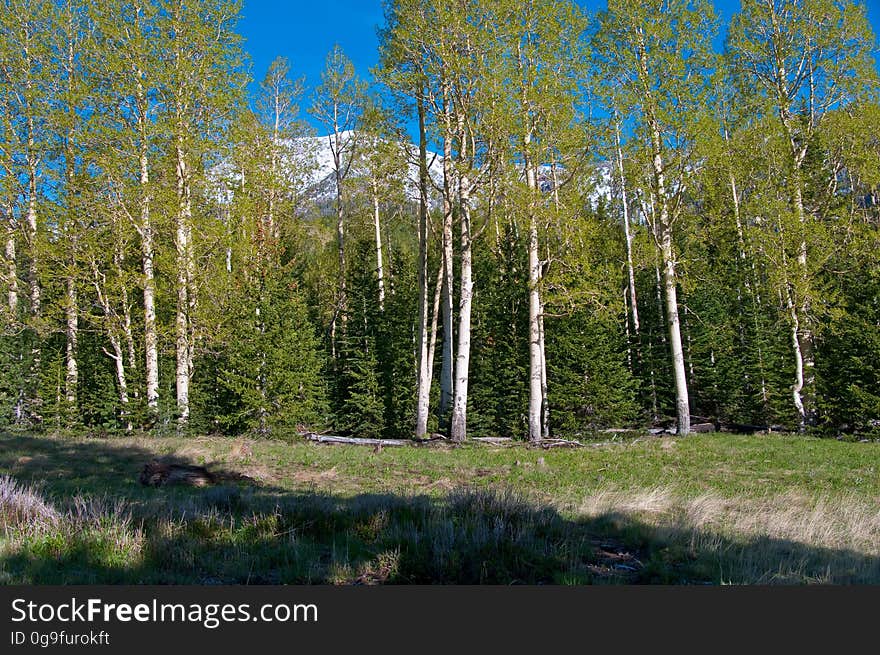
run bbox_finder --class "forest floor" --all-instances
[0,430,877,584]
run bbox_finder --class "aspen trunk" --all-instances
[64,275,78,407]
[518,38,548,444]
[527,218,543,443]
[438,90,454,425]
[414,90,432,438]
[91,254,131,431]
[25,191,37,317]
[649,115,690,435]
[791,181,815,426]
[25,122,41,425]
[525,159,544,443]
[616,123,640,336]
[24,42,40,326]
[660,231,690,436]
[174,137,191,426]
[110,334,131,432]
[770,0,815,427]
[786,282,806,427]
[3,208,16,316]
[372,177,386,311]
[115,232,138,406]
[450,171,473,443]
[122,298,137,409]
[778,216,808,430]
[1,108,18,317]
[137,82,159,416]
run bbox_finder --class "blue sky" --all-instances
[236,0,880,134]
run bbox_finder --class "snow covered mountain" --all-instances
[211,131,620,211]
[208,130,445,207]
[282,131,445,205]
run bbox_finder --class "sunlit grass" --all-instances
[0,431,877,584]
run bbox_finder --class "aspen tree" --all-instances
[595,0,718,435]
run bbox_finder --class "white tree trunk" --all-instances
[91,255,131,431]
[372,177,386,311]
[616,122,640,335]
[661,232,690,436]
[25,129,41,425]
[648,116,690,436]
[525,158,544,443]
[110,336,131,432]
[114,230,138,407]
[137,80,159,416]
[786,282,806,427]
[64,275,78,407]
[3,210,17,317]
[438,97,454,425]
[26,166,39,320]
[414,91,432,438]
[791,182,815,426]
[174,138,191,426]
[778,219,807,430]
[451,171,473,443]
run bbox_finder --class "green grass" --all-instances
[1,431,878,584]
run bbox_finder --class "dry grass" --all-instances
[577,487,880,583]
[0,476,60,530]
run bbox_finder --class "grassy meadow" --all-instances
[0,431,878,585]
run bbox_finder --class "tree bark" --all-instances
[791,181,815,426]
[94,263,131,432]
[616,122,640,337]
[525,157,544,444]
[3,207,17,317]
[174,136,191,426]
[660,230,690,436]
[438,83,454,426]
[64,275,78,408]
[450,167,473,443]
[414,89,432,438]
[137,74,159,417]
[648,116,690,436]
[372,177,386,311]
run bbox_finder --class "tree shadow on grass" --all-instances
[0,431,280,507]
[1,432,878,585]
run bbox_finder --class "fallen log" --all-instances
[537,438,585,449]
[472,437,513,444]
[304,433,409,447]
[140,460,215,487]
